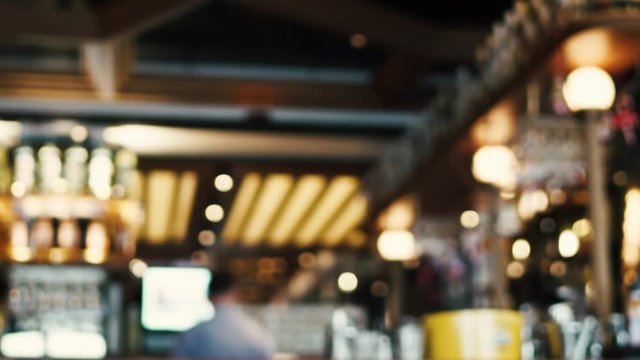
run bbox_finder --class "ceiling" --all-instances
[0,0,515,301]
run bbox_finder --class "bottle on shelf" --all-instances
[37,144,63,194]
[64,146,89,196]
[13,146,35,196]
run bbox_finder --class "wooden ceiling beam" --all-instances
[236,0,486,63]
[0,70,418,116]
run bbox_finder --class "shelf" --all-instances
[0,195,141,220]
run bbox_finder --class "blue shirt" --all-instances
[172,304,273,359]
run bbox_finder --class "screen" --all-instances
[141,267,214,331]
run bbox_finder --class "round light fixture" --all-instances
[559,229,580,258]
[472,145,519,189]
[512,239,531,260]
[377,230,416,261]
[214,174,234,192]
[337,272,358,293]
[205,204,224,223]
[562,66,616,112]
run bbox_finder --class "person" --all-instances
[172,270,273,359]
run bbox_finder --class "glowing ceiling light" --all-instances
[205,204,225,223]
[170,172,198,241]
[337,272,358,293]
[296,176,359,247]
[512,239,531,260]
[243,174,294,246]
[322,194,368,247]
[145,171,178,244]
[559,230,580,258]
[222,173,262,243]
[214,174,234,192]
[562,66,616,112]
[268,175,326,247]
[377,230,416,261]
[472,145,519,189]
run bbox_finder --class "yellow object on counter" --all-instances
[424,309,523,360]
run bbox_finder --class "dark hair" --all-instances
[208,270,236,297]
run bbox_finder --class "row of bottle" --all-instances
[0,144,138,199]
[7,217,135,260]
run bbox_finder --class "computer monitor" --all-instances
[141,267,214,332]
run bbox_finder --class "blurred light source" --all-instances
[84,249,106,264]
[472,145,518,189]
[518,189,549,220]
[377,230,416,261]
[322,194,367,247]
[377,196,415,231]
[460,210,480,229]
[337,272,358,293]
[549,261,567,277]
[471,102,516,146]
[214,174,234,192]
[170,172,198,241]
[506,261,525,279]
[349,33,367,49]
[562,66,616,112]
[70,125,88,143]
[296,176,359,247]
[10,181,26,198]
[222,173,261,243]
[129,258,148,278]
[0,331,46,358]
[572,218,593,238]
[623,188,640,267]
[268,175,326,246]
[198,230,216,247]
[205,204,225,223]
[298,252,317,269]
[549,189,567,205]
[10,246,32,262]
[243,174,293,246]
[559,230,580,258]
[512,239,531,260]
[564,29,613,69]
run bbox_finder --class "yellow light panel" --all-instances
[145,171,178,244]
[321,193,368,247]
[169,171,198,242]
[295,176,359,247]
[242,174,294,246]
[268,175,326,247]
[222,173,262,243]
[623,188,640,267]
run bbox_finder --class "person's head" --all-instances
[208,270,239,303]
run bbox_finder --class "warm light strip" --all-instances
[268,175,327,247]
[222,173,262,243]
[623,188,640,267]
[321,193,368,247]
[170,171,198,242]
[295,176,359,247]
[243,174,294,246]
[145,171,178,244]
